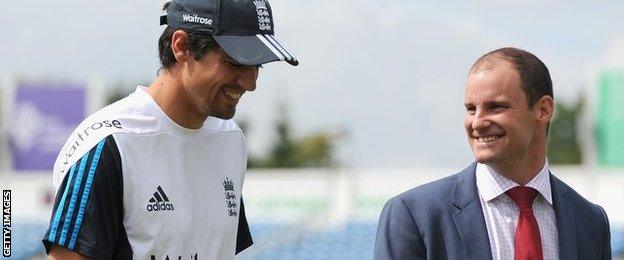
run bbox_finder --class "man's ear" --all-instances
[171,30,191,64]
[535,95,554,124]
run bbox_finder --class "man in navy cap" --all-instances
[43,0,297,259]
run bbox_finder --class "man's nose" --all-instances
[471,109,491,130]
[237,68,259,92]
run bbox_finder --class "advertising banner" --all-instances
[596,71,624,166]
[10,83,86,171]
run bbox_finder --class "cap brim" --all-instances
[213,34,298,66]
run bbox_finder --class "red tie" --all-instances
[506,186,543,260]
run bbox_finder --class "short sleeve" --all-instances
[42,135,131,259]
[235,197,253,254]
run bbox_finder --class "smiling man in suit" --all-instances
[374,47,611,260]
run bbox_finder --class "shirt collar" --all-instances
[476,159,553,205]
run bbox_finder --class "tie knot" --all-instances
[506,186,538,209]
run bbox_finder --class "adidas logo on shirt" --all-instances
[146,186,174,212]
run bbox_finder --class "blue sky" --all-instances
[2,0,623,168]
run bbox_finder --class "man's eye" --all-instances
[226,60,261,70]
[226,60,244,68]
[491,104,506,110]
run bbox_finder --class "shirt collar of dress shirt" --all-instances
[476,159,553,205]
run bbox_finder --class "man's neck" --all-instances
[147,72,207,129]
[488,155,547,185]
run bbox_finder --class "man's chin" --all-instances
[212,109,236,120]
[473,151,497,164]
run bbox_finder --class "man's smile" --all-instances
[477,134,503,143]
[223,89,243,100]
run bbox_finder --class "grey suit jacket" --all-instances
[373,163,612,260]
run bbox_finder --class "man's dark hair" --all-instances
[158,2,219,71]
[470,47,554,108]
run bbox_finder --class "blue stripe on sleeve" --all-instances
[68,139,106,249]
[58,149,91,246]
[48,164,77,242]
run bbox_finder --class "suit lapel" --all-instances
[550,174,578,259]
[450,163,493,260]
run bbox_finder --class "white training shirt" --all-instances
[43,86,253,259]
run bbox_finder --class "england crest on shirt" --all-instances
[222,178,238,217]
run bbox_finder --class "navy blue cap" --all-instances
[161,0,298,66]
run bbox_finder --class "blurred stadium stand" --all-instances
[5,218,624,259]
[238,221,376,259]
